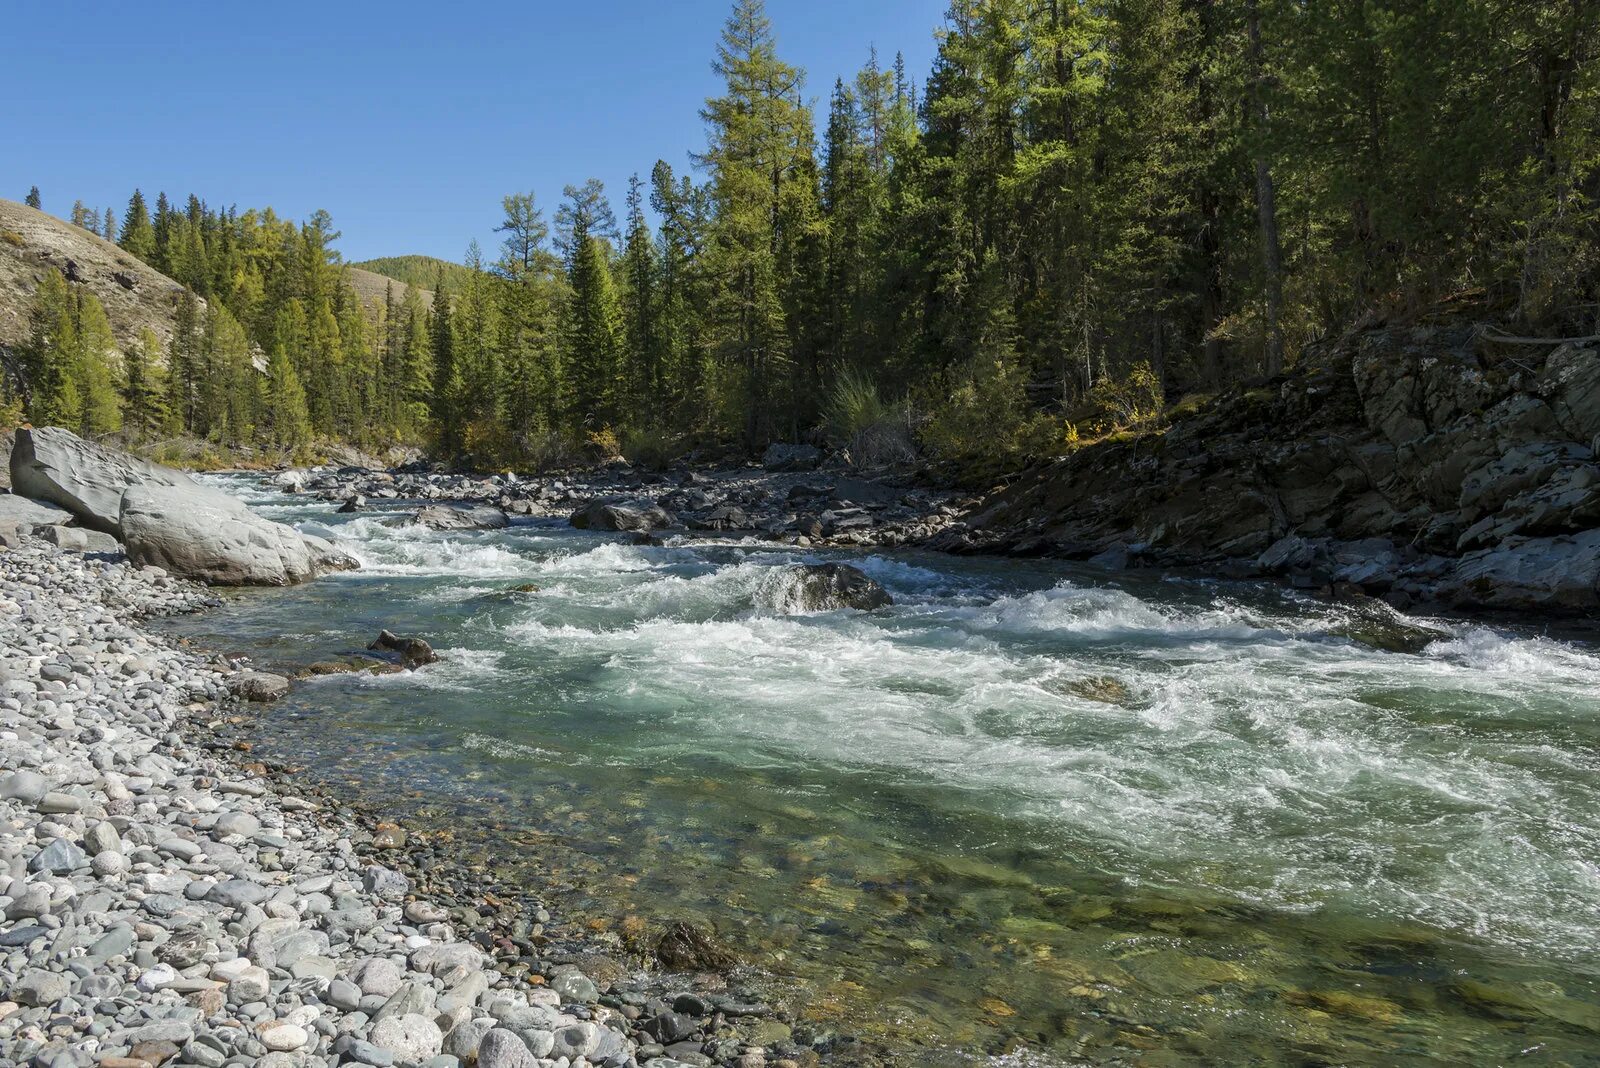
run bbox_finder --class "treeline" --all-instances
[10,0,1598,471]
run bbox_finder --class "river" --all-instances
[163,473,1600,1065]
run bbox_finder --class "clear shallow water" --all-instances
[171,474,1600,1064]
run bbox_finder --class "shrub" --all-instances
[0,230,23,248]
[621,426,681,471]
[824,367,915,468]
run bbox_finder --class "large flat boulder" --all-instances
[0,493,73,527]
[10,426,195,535]
[119,484,358,586]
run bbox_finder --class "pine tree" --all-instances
[619,174,659,413]
[562,219,624,430]
[165,291,204,431]
[119,190,157,263]
[266,306,312,448]
[22,270,81,428]
[24,186,41,210]
[122,327,170,438]
[73,292,122,437]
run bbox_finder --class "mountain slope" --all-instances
[0,197,198,355]
[344,263,433,311]
[350,254,470,294]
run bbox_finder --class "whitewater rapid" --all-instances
[188,474,1600,1064]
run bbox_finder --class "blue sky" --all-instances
[6,0,946,264]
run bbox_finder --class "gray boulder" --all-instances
[569,500,673,532]
[0,494,73,526]
[763,442,822,471]
[120,483,357,586]
[9,425,195,535]
[1439,529,1600,611]
[412,504,510,530]
[37,524,120,553]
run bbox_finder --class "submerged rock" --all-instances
[655,921,737,973]
[368,629,439,669]
[411,503,510,530]
[1326,594,1451,654]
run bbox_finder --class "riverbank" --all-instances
[0,534,843,1068]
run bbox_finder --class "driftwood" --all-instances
[1478,325,1600,346]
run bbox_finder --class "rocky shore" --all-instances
[277,443,966,554]
[0,534,842,1068]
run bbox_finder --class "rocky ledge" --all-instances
[0,533,872,1068]
[933,321,1600,615]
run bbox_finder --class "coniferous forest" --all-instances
[7,0,1598,474]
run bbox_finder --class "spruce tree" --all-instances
[24,186,41,210]
[119,190,157,263]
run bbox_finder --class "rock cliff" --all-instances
[932,322,1600,614]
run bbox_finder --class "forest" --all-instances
[7,0,1597,474]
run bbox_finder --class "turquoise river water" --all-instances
[163,474,1600,1066]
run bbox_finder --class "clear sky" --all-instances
[6,0,947,264]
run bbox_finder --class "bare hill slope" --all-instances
[0,198,197,355]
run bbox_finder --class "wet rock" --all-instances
[1326,594,1451,654]
[781,563,892,612]
[413,504,510,530]
[230,670,291,702]
[569,499,673,532]
[368,629,440,669]
[655,921,737,973]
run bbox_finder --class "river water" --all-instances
[166,474,1600,1065]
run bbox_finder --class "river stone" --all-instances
[0,769,48,804]
[569,500,672,532]
[473,1027,535,1068]
[14,968,71,1006]
[368,630,439,669]
[550,1021,601,1060]
[208,878,274,908]
[85,820,123,855]
[370,1013,443,1063]
[354,957,405,997]
[29,836,87,873]
[654,921,737,972]
[549,967,598,1003]
[121,482,359,586]
[258,1021,309,1052]
[212,809,262,837]
[229,671,291,702]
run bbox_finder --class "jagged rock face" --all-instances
[934,323,1600,613]
[120,484,358,586]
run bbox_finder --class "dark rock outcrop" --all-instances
[932,323,1600,614]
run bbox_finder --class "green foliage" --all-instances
[352,255,474,293]
[81,0,1597,474]
[24,186,41,210]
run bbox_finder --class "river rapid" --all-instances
[164,474,1600,1066]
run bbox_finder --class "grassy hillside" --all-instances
[0,198,197,355]
[350,254,473,294]
[344,264,433,311]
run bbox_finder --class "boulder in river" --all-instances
[230,671,291,702]
[776,563,893,612]
[411,503,510,530]
[570,499,673,532]
[368,630,439,669]
[120,483,358,585]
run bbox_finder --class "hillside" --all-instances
[0,197,197,355]
[344,263,434,311]
[350,254,469,294]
